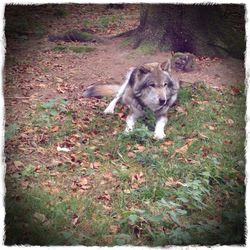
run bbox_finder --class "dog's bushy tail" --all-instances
[83,84,120,98]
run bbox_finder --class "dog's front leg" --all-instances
[154,116,168,140]
[125,114,136,132]
[125,110,143,133]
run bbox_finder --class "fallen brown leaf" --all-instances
[203,124,216,131]
[51,126,60,132]
[192,100,209,105]
[208,125,215,131]
[90,161,101,169]
[79,177,88,186]
[135,144,145,152]
[163,140,174,146]
[98,191,111,204]
[127,151,135,158]
[225,118,234,126]
[176,106,187,114]
[13,160,24,169]
[201,145,210,158]
[130,172,145,189]
[71,214,80,226]
[165,177,185,187]
[109,224,120,234]
[198,132,209,140]
[33,212,47,223]
[117,112,125,119]
[223,140,232,145]
[187,158,200,164]
[123,189,131,194]
[185,138,196,145]
[230,86,241,95]
[131,172,145,184]
[174,144,188,154]
[171,138,196,158]
[103,172,115,182]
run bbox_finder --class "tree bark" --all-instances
[131,4,245,59]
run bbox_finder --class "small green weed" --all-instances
[32,98,67,128]
[96,16,110,29]
[21,164,39,178]
[82,18,91,28]
[118,125,152,144]
[5,123,19,141]
[135,152,161,169]
[52,45,67,52]
[113,168,130,182]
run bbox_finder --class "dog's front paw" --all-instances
[125,126,133,133]
[153,131,166,140]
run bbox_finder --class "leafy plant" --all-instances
[118,125,152,144]
[5,123,19,141]
[135,152,160,169]
[113,168,130,182]
[82,18,91,28]
[21,164,39,178]
[32,98,68,128]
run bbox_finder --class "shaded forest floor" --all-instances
[4,4,246,246]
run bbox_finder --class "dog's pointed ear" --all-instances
[138,65,151,74]
[160,60,171,73]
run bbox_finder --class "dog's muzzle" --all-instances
[159,98,167,106]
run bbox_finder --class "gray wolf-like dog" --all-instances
[83,60,179,139]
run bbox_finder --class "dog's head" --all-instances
[131,60,179,111]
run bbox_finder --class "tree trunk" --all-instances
[131,4,245,59]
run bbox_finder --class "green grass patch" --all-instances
[96,15,124,31]
[119,37,134,49]
[5,82,245,245]
[136,41,159,55]
[52,45,96,53]
[52,45,68,52]
[69,46,95,53]
[82,18,92,28]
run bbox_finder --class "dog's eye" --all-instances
[165,81,173,88]
[148,83,155,88]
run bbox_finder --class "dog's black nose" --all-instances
[159,98,166,105]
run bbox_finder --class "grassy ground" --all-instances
[5,81,245,246]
